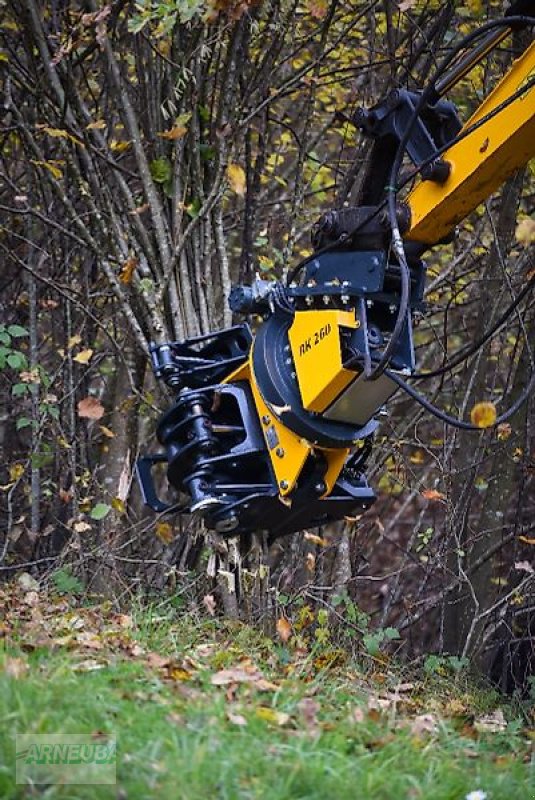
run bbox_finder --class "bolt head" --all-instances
[275,447,285,458]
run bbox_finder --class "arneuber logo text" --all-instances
[16,734,116,785]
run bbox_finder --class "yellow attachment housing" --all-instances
[288,309,359,413]
[224,359,350,498]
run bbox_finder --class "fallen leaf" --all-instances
[227,710,247,726]
[73,520,92,533]
[515,560,534,574]
[398,0,417,9]
[146,653,171,669]
[410,713,439,736]
[18,572,39,591]
[297,697,320,736]
[203,594,217,616]
[227,163,246,196]
[350,706,366,723]
[518,535,535,546]
[276,617,292,644]
[470,401,497,429]
[4,656,29,678]
[474,709,507,733]
[78,396,105,420]
[74,659,106,672]
[73,348,94,364]
[255,707,290,726]
[211,666,277,691]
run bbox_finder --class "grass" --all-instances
[0,583,533,799]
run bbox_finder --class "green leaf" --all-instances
[7,352,26,370]
[7,325,29,337]
[150,157,172,184]
[384,627,400,641]
[0,332,11,346]
[90,503,111,520]
[16,417,32,430]
[12,383,29,396]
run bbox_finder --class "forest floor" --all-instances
[0,576,534,800]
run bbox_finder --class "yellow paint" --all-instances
[225,356,350,498]
[406,41,535,245]
[288,309,358,413]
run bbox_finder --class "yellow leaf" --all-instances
[99,425,115,438]
[303,532,328,547]
[86,119,107,130]
[112,497,126,514]
[155,521,174,544]
[276,617,292,643]
[519,535,535,546]
[157,125,188,140]
[410,450,425,464]
[68,334,82,349]
[255,707,290,726]
[110,139,131,153]
[119,257,138,285]
[9,463,25,482]
[227,163,246,196]
[470,401,497,428]
[73,348,94,365]
[41,126,84,147]
[30,159,63,180]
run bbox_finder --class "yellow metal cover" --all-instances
[288,309,358,413]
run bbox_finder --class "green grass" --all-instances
[0,589,533,800]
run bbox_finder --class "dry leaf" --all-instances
[68,334,82,349]
[73,348,94,365]
[398,0,417,10]
[119,257,138,285]
[297,697,320,735]
[99,425,115,438]
[514,560,534,574]
[474,709,507,733]
[255,707,290,726]
[421,488,446,502]
[78,396,105,420]
[203,594,217,616]
[4,656,29,678]
[519,536,535,545]
[227,710,247,726]
[158,125,188,140]
[496,423,512,441]
[350,706,366,723]
[146,652,171,669]
[86,119,107,130]
[73,520,92,533]
[470,401,497,429]
[155,521,174,545]
[410,713,439,736]
[303,532,328,547]
[227,163,246,196]
[515,218,535,246]
[276,617,292,644]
